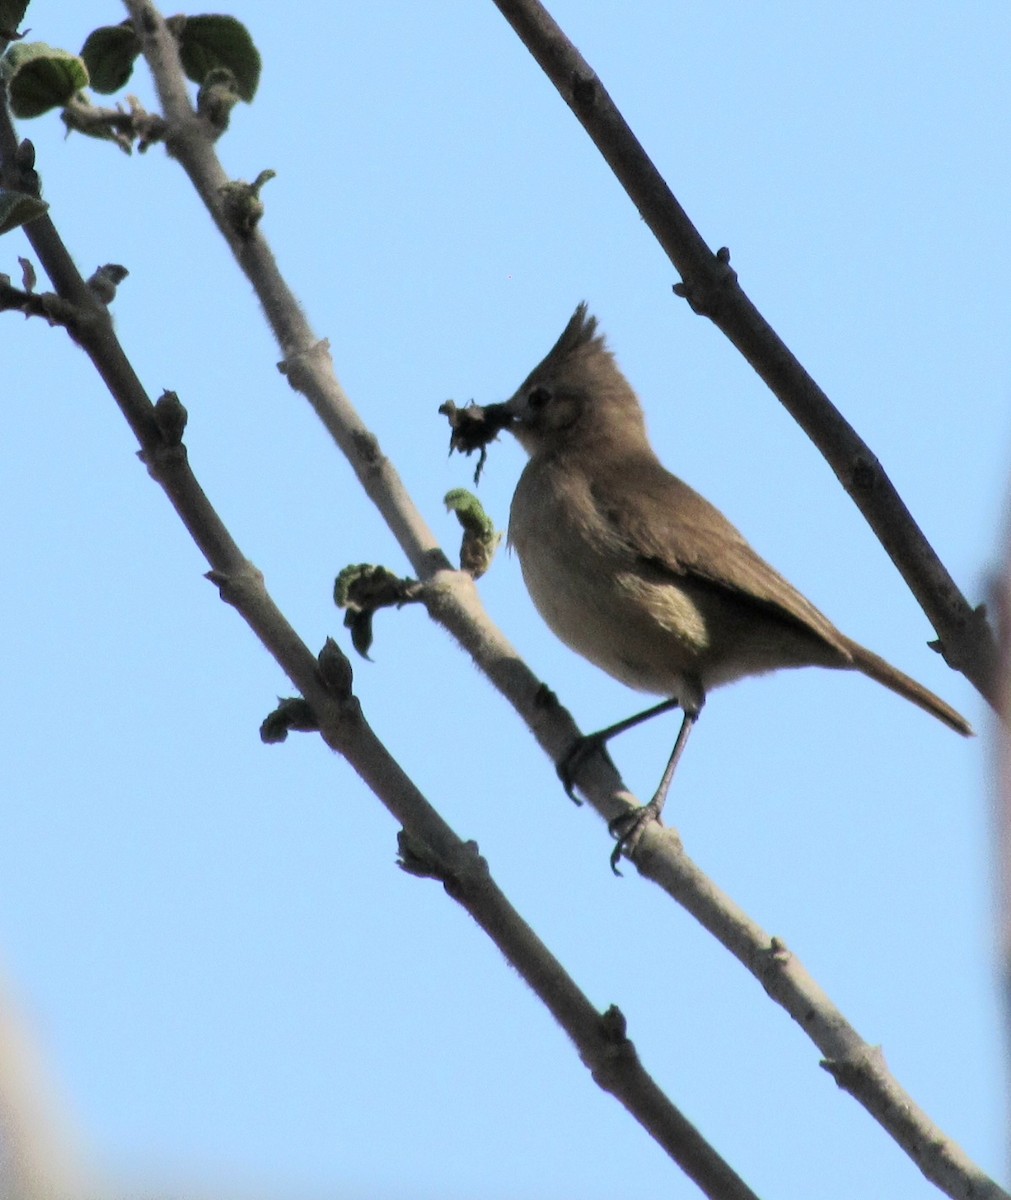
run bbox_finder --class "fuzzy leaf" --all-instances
[177,14,260,102]
[2,42,89,117]
[333,564,420,659]
[80,23,139,94]
[0,186,47,235]
[444,488,501,579]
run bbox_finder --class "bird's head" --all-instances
[503,303,648,457]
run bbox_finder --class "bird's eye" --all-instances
[528,385,552,410]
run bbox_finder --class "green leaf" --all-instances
[80,23,139,94]
[0,1,30,38]
[333,564,420,659]
[1,42,89,117]
[177,15,260,102]
[0,186,47,235]
[444,488,501,578]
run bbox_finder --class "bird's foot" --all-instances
[556,733,615,804]
[607,801,662,875]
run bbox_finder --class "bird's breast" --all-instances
[508,459,708,702]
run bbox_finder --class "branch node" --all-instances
[396,831,489,899]
[352,427,383,470]
[820,1042,888,1091]
[138,390,189,474]
[570,70,598,109]
[588,1004,639,1090]
[277,338,332,389]
[204,561,265,608]
[219,169,275,239]
[86,263,129,305]
[672,246,739,317]
[0,280,77,328]
[152,388,189,446]
[260,696,319,743]
[755,936,796,1002]
[317,636,354,701]
[848,453,881,494]
[13,138,40,194]
[197,66,240,135]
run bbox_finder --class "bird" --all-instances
[500,303,972,871]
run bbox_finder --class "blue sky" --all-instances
[2,3,1007,1197]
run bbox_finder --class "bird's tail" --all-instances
[844,639,973,736]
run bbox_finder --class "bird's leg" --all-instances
[556,696,685,801]
[608,707,699,875]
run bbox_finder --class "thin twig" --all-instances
[0,276,75,324]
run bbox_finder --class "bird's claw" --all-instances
[607,803,661,875]
[556,734,614,804]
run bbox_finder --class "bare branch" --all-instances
[625,821,1008,1200]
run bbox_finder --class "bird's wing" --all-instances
[589,459,852,654]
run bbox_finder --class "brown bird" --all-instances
[501,303,971,870]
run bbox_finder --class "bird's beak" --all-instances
[498,392,528,425]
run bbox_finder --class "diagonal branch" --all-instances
[488,0,996,708]
[111,5,1002,1198]
[0,92,760,1200]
